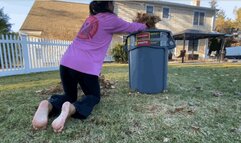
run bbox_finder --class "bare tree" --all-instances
[209,0,218,9]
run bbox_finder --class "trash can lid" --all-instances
[125,29,176,50]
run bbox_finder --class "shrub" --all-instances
[111,43,128,63]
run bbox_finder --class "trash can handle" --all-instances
[128,46,168,52]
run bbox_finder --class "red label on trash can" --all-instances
[136,32,150,47]
[137,33,150,38]
[137,40,151,46]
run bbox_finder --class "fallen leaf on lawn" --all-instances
[230,128,237,132]
[188,102,195,106]
[191,125,200,132]
[238,126,241,133]
[36,74,116,96]
[214,108,219,113]
[234,92,241,96]
[163,90,168,93]
[232,79,237,83]
[163,137,170,142]
[35,90,43,93]
[145,105,159,113]
[212,91,223,97]
[7,108,13,114]
[187,108,195,115]
[174,106,186,112]
[195,86,202,90]
[111,85,115,89]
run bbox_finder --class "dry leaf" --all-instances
[195,86,202,90]
[111,85,115,89]
[230,128,237,132]
[188,102,195,106]
[235,92,241,96]
[212,91,223,97]
[146,105,159,113]
[35,90,43,93]
[191,125,200,132]
[187,108,195,115]
[214,108,219,113]
[37,74,116,96]
[174,106,185,112]
[133,12,161,28]
[163,90,168,93]
[163,137,170,142]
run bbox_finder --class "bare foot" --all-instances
[32,100,52,130]
[51,102,76,133]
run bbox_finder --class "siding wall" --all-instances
[114,1,216,59]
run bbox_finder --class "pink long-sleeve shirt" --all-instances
[60,13,147,76]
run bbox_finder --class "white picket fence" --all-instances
[0,34,114,77]
[0,34,71,77]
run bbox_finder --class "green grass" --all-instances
[0,63,241,143]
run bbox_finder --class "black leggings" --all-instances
[48,65,100,119]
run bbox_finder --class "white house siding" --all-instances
[114,1,216,60]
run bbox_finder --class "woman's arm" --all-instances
[104,14,147,34]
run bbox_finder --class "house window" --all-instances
[193,11,205,26]
[188,40,199,51]
[199,12,205,25]
[146,5,154,14]
[163,7,170,19]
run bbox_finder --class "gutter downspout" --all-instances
[211,9,218,31]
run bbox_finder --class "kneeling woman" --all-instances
[32,1,148,133]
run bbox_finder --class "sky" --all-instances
[0,0,240,32]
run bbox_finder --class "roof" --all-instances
[21,0,216,41]
[173,29,225,40]
[20,0,89,41]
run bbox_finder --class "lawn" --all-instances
[0,63,241,143]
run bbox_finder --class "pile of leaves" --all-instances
[36,74,116,96]
[133,13,161,28]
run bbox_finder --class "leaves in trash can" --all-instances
[133,13,161,28]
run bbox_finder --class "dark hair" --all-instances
[89,1,114,15]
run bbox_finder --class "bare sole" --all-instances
[51,102,74,133]
[32,100,49,130]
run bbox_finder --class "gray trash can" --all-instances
[125,29,176,94]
